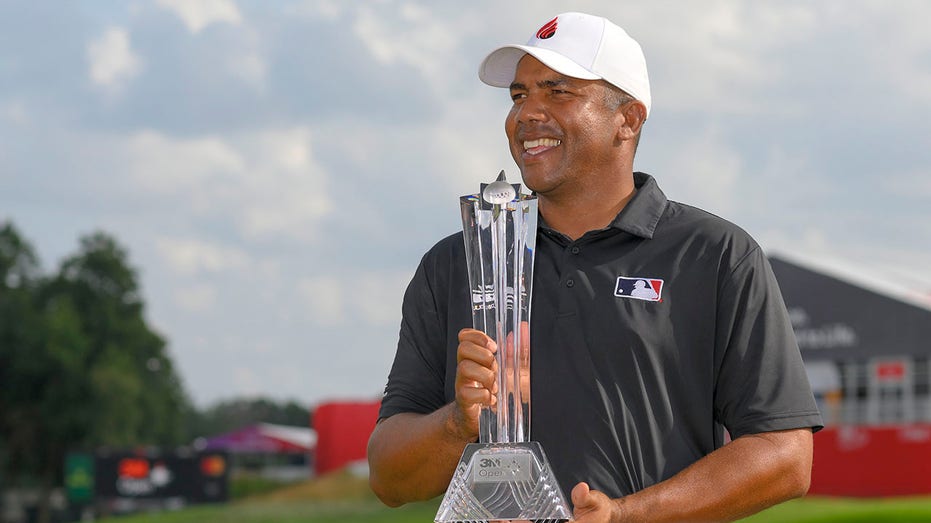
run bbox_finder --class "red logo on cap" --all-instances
[536,17,558,39]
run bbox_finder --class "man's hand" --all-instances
[451,328,498,440]
[565,429,814,522]
[572,482,622,522]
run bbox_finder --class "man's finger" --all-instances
[571,482,593,508]
[456,360,496,389]
[458,329,497,352]
[457,386,494,407]
[457,342,497,367]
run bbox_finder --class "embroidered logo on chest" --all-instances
[614,276,664,302]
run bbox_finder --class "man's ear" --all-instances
[617,101,647,142]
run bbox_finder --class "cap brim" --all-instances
[479,45,601,87]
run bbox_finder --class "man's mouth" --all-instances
[523,138,561,156]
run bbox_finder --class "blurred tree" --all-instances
[0,222,45,486]
[0,224,191,523]
[48,231,190,447]
[0,221,41,285]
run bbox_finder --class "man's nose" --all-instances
[515,95,548,123]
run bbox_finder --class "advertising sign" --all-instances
[94,450,229,504]
[65,453,95,502]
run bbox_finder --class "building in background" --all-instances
[770,253,931,496]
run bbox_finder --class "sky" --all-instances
[2,0,929,409]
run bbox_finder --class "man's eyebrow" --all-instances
[538,78,571,88]
[508,78,572,91]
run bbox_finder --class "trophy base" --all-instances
[435,442,571,523]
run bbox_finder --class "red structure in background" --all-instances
[810,425,931,496]
[313,399,381,475]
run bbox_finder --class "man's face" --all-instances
[505,55,622,197]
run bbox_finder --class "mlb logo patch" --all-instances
[615,276,664,302]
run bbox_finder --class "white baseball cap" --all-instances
[479,12,652,117]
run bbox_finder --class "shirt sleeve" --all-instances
[713,246,824,438]
[378,249,450,420]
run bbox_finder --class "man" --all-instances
[368,12,822,522]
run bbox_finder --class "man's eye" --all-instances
[510,93,526,101]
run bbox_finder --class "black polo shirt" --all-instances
[379,172,822,501]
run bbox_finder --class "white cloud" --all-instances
[228,51,267,90]
[229,127,333,240]
[155,237,251,275]
[352,3,461,84]
[284,0,342,20]
[1,100,28,126]
[431,100,516,192]
[155,0,243,34]
[122,127,333,241]
[857,2,931,106]
[38,126,333,244]
[608,2,817,116]
[174,283,217,312]
[219,23,267,90]
[232,366,262,396]
[86,27,143,93]
[355,271,411,326]
[299,276,344,325]
[298,270,410,327]
[887,169,931,199]
[762,227,833,257]
[313,91,512,208]
[126,131,245,195]
[650,125,743,215]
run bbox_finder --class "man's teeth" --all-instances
[523,138,561,151]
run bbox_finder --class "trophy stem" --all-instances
[513,211,529,444]
[492,204,513,443]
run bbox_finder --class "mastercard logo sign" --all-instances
[200,455,227,477]
[118,458,150,479]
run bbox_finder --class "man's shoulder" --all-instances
[660,200,761,260]
[664,200,754,238]
[412,231,467,286]
[421,231,465,263]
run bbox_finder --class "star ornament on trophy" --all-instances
[435,171,571,523]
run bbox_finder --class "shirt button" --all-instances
[570,246,580,254]
[566,279,575,288]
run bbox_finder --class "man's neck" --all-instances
[538,175,637,241]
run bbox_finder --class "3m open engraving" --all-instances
[472,452,533,483]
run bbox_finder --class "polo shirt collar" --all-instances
[537,172,668,241]
[609,172,668,239]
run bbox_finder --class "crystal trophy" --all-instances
[435,171,571,523]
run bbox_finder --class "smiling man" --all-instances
[368,12,822,522]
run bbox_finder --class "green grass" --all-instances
[104,498,440,523]
[229,474,300,500]
[102,496,931,523]
[102,470,441,523]
[101,472,931,523]
[742,496,931,523]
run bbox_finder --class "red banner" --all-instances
[314,400,381,475]
[810,425,931,496]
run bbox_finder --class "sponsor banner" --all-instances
[94,451,229,503]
